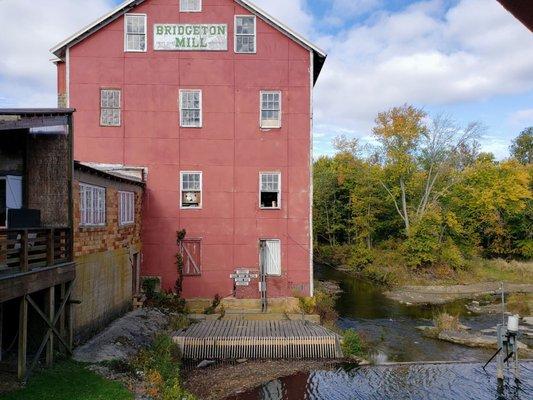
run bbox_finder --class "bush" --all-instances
[298,296,316,314]
[204,294,221,315]
[148,292,187,313]
[313,288,338,323]
[349,244,374,271]
[341,329,363,357]
[169,314,190,331]
[433,313,461,332]
[314,244,353,267]
[132,334,195,400]
[438,240,465,270]
[142,278,160,299]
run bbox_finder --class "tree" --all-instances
[373,105,426,235]
[510,127,533,164]
[372,105,482,236]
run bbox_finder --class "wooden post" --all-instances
[46,229,54,267]
[67,281,74,350]
[20,230,28,272]
[0,302,3,362]
[18,296,27,380]
[45,286,55,366]
[59,283,65,347]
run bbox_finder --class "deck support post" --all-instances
[17,295,28,380]
[45,286,55,366]
[0,302,3,362]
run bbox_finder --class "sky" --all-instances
[0,0,532,158]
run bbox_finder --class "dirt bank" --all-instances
[182,359,344,400]
[385,283,533,305]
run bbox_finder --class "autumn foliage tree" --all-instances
[313,105,532,272]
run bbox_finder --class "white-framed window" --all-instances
[235,15,256,54]
[119,191,135,226]
[180,0,202,12]
[260,239,281,276]
[100,89,121,126]
[0,175,23,229]
[179,90,202,128]
[80,183,106,227]
[260,91,282,128]
[180,171,202,209]
[260,172,281,209]
[124,14,147,52]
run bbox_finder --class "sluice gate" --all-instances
[174,320,343,360]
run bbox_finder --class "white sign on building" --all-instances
[154,24,228,51]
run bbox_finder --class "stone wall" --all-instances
[72,169,143,343]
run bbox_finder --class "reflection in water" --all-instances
[319,265,497,362]
[228,362,533,400]
[224,266,532,399]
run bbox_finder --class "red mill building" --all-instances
[52,0,326,306]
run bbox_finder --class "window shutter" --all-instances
[264,240,281,275]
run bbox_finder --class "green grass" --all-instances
[0,360,133,400]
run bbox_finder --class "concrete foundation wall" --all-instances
[73,247,139,343]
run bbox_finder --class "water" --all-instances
[322,265,497,363]
[226,362,532,400]
[224,265,532,399]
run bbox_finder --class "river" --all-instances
[225,265,532,399]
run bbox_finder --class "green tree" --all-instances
[447,159,532,258]
[510,127,533,164]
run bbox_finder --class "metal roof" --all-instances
[74,161,146,187]
[50,0,327,82]
[0,108,75,116]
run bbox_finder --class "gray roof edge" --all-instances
[50,0,327,65]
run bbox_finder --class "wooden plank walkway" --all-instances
[173,320,343,360]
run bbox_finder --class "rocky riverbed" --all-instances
[384,282,533,305]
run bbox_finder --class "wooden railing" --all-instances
[0,228,72,274]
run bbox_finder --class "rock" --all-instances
[523,317,533,326]
[472,301,480,306]
[416,326,434,332]
[236,359,247,364]
[73,308,168,363]
[196,360,216,369]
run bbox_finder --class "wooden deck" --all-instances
[174,320,343,360]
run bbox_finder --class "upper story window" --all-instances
[100,89,121,126]
[260,91,282,128]
[179,90,202,128]
[181,172,202,209]
[235,15,256,54]
[260,172,281,209]
[125,14,147,52]
[119,191,135,226]
[80,183,106,227]
[180,0,202,12]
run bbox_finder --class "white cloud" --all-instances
[313,0,533,149]
[508,108,533,128]
[251,0,314,38]
[0,0,115,107]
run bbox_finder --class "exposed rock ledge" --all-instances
[385,283,533,305]
[417,326,533,357]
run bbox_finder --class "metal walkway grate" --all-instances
[174,320,343,360]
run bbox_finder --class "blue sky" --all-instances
[1,0,532,158]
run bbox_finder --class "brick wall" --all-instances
[72,169,143,343]
[73,178,142,257]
